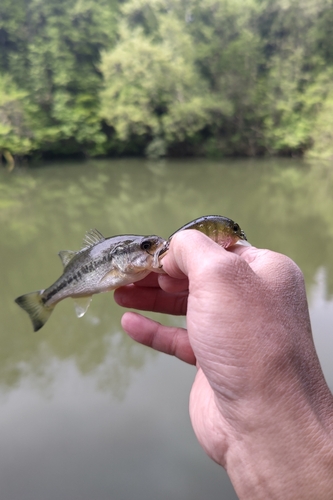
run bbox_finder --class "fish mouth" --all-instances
[152,241,170,268]
[147,239,168,257]
[157,241,170,258]
[240,230,247,241]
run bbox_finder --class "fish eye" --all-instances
[141,240,152,251]
[233,223,240,232]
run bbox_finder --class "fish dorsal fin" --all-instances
[73,296,93,318]
[58,250,77,268]
[82,228,105,249]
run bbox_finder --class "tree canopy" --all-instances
[1,0,333,161]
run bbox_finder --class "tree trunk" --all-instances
[2,150,15,171]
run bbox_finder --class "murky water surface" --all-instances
[1,158,333,500]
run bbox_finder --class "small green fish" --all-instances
[158,215,249,258]
[15,229,166,332]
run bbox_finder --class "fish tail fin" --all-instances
[15,291,54,332]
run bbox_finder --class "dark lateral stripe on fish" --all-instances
[42,280,68,303]
[42,254,113,303]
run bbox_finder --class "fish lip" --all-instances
[149,240,168,257]
[151,242,169,269]
[157,242,169,258]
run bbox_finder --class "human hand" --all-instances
[114,230,333,499]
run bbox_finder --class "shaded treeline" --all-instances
[1,0,333,161]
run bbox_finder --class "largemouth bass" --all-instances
[158,215,249,258]
[15,229,166,332]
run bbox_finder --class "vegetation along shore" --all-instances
[1,0,333,164]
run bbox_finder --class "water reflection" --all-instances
[310,267,333,390]
[1,158,333,499]
[2,157,333,387]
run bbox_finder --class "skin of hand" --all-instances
[114,230,333,499]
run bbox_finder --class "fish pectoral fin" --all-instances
[58,250,77,268]
[99,269,121,287]
[73,296,92,318]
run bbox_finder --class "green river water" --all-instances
[1,158,333,500]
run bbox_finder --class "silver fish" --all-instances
[15,229,166,331]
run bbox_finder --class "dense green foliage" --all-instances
[1,0,333,160]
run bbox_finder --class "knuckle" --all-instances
[273,253,305,287]
[195,250,248,286]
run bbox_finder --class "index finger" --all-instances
[131,272,160,288]
[161,230,246,281]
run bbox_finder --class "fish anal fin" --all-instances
[73,296,92,318]
[82,229,105,249]
[15,291,54,332]
[58,250,77,268]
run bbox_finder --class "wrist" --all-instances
[227,424,333,499]
[220,382,333,499]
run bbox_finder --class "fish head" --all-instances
[206,218,247,248]
[226,220,247,245]
[112,235,167,273]
[195,216,247,247]
[138,235,167,269]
